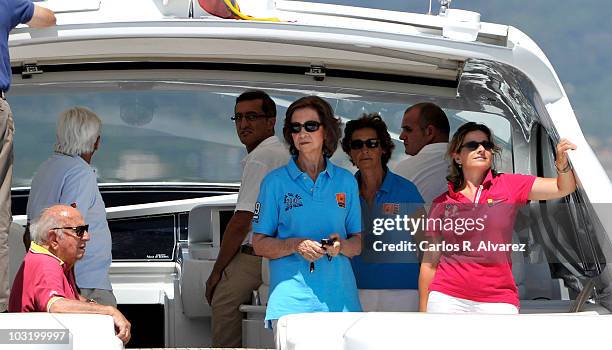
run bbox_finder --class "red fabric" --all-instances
[198,0,236,19]
[427,171,536,307]
[9,249,79,312]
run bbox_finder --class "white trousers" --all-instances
[427,291,519,314]
[271,319,281,350]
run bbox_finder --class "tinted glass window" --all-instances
[109,214,176,261]
[9,73,512,187]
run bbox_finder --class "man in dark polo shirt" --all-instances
[1,0,56,313]
[9,204,131,345]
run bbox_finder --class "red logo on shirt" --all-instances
[383,203,400,215]
[336,193,346,208]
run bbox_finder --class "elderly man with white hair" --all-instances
[24,107,115,306]
[9,205,130,344]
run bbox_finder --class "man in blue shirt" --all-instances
[0,0,55,312]
[26,107,115,307]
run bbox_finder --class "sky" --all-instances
[303,0,612,177]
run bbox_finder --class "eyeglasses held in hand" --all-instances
[289,121,321,133]
[231,113,267,123]
[459,140,495,151]
[52,224,89,238]
[350,138,380,150]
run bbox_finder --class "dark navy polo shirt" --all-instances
[352,169,425,289]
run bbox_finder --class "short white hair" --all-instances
[54,106,102,156]
[30,207,64,244]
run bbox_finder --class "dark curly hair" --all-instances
[283,96,341,157]
[341,113,395,166]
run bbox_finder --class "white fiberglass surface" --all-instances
[8,73,512,187]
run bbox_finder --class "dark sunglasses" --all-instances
[460,140,495,151]
[350,138,380,150]
[52,224,89,238]
[289,121,321,133]
[231,113,268,123]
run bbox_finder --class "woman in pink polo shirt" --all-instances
[419,122,577,314]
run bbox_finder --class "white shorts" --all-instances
[427,291,519,314]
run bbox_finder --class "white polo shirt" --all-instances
[236,136,289,244]
[394,142,449,203]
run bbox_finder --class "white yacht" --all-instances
[4,0,612,348]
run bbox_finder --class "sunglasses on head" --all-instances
[53,224,89,238]
[289,121,321,133]
[460,140,495,151]
[350,138,380,150]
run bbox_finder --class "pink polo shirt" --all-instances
[427,171,536,307]
[9,242,80,312]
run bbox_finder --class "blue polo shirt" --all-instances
[1,0,34,91]
[253,157,362,321]
[351,169,424,289]
[27,153,112,290]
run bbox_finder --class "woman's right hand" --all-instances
[295,239,326,262]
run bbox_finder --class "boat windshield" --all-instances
[9,77,512,187]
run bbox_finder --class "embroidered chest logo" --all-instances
[336,193,346,208]
[383,203,400,215]
[284,193,303,211]
[487,197,507,207]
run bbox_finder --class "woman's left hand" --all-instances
[325,233,342,257]
[555,138,577,171]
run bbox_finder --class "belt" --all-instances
[0,90,5,100]
[240,244,257,256]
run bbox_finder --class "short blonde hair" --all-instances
[54,107,101,156]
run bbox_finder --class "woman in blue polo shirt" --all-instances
[341,114,425,312]
[252,96,362,329]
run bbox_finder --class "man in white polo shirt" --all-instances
[205,90,289,347]
[394,102,450,203]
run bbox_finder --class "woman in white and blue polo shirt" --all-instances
[252,96,362,331]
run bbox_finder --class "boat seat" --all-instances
[240,257,274,348]
[179,204,218,318]
[8,222,26,291]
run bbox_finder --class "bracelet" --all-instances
[556,163,571,174]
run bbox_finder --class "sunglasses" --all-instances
[350,138,380,150]
[231,113,268,123]
[52,224,89,239]
[289,121,321,133]
[459,140,495,151]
